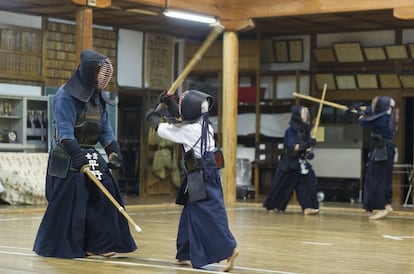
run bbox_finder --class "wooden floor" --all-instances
[1,195,414,274]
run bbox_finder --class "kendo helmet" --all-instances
[289,105,310,125]
[179,90,213,122]
[65,49,113,102]
[289,105,311,131]
[371,96,395,115]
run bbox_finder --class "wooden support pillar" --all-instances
[75,6,93,62]
[222,31,239,205]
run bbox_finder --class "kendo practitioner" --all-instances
[263,105,320,215]
[33,49,137,258]
[349,96,396,220]
[146,90,239,272]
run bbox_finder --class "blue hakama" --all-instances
[176,152,237,268]
[33,149,137,258]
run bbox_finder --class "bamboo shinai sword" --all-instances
[293,92,358,114]
[81,166,143,233]
[311,83,327,138]
[154,23,225,113]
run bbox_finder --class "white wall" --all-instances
[0,84,41,97]
[0,11,41,29]
[402,29,414,44]
[276,75,310,98]
[117,29,144,88]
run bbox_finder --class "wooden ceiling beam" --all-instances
[124,0,414,20]
[223,0,414,19]
[124,0,221,17]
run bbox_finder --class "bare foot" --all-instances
[304,208,320,215]
[86,252,116,257]
[173,259,192,266]
[223,248,239,272]
[368,209,388,220]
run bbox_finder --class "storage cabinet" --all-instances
[0,95,48,152]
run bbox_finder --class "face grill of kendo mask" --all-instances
[96,60,113,90]
[300,107,310,124]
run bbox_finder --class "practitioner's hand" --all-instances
[159,91,179,118]
[71,153,89,172]
[305,151,315,160]
[61,139,89,172]
[159,90,174,104]
[107,152,122,169]
[299,142,311,152]
[145,108,161,130]
[309,138,316,146]
[347,102,364,113]
[105,141,123,169]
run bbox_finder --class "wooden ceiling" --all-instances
[2,0,414,40]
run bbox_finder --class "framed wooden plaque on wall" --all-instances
[288,39,303,62]
[399,75,414,88]
[313,48,336,62]
[408,44,414,58]
[273,40,289,63]
[379,74,401,89]
[356,74,378,89]
[363,47,387,61]
[315,74,336,90]
[144,32,173,90]
[260,39,274,64]
[335,75,357,90]
[333,42,364,62]
[385,45,408,60]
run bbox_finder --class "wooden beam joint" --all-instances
[394,6,414,20]
[72,0,111,8]
[220,18,255,32]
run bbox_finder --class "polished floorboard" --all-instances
[1,195,414,274]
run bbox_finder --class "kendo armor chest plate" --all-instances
[74,101,103,146]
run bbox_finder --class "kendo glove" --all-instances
[306,150,315,160]
[61,139,89,172]
[308,138,316,146]
[146,108,161,130]
[105,140,123,169]
[298,142,311,152]
[159,91,180,118]
[299,138,315,152]
[347,102,364,113]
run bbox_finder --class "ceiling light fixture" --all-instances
[163,9,216,24]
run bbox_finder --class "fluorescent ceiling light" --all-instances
[163,9,216,24]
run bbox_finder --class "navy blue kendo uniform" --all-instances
[263,105,319,213]
[263,106,319,213]
[146,90,238,271]
[33,49,137,258]
[357,96,396,214]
